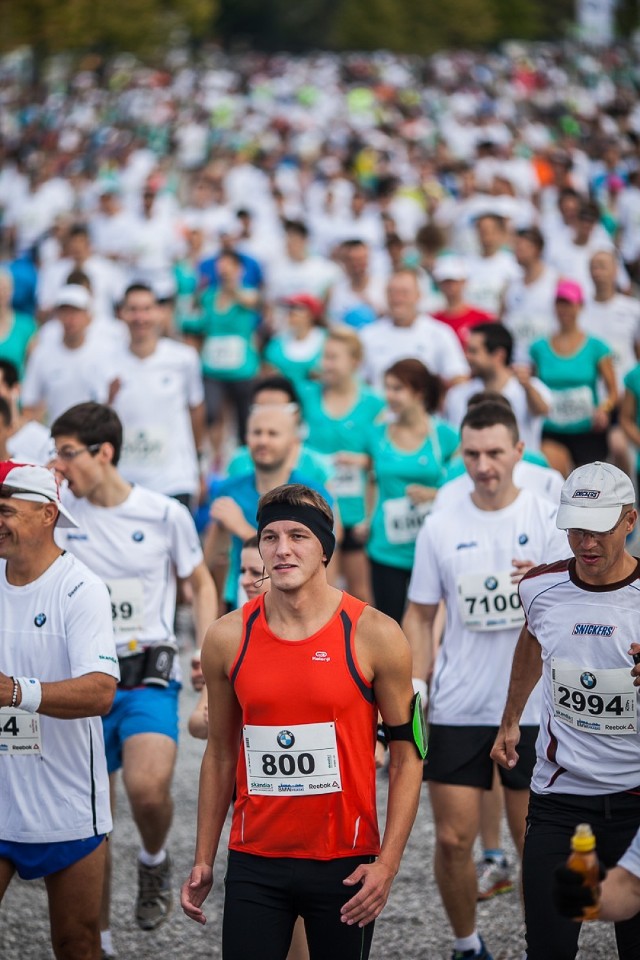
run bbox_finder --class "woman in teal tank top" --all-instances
[300,327,385,602]
[263,294,326,389]
[0,269,36,379]
[365,358,458,623]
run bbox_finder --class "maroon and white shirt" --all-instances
[520,558,640,795]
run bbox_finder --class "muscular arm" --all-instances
[402,601,439,686]
[341,609,423,927]
[185,561,218,649]
[182,614,243,924]
[491,624,542,769]
[1,671,116,719]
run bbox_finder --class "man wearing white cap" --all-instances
[492,460,640,960]
[431,256,494,346]
[0,461,118,960]
[21,285,115,425]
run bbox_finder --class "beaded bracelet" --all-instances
[9,676,19,708]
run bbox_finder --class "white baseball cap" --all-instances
[0,462,78,528]
[556,461,636,532]
[432,256,469,283]
[54,284,92,311]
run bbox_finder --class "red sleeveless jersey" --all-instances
[228,591,380,860]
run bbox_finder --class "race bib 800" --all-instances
[244,722,342,796]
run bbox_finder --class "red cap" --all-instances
[283,293,324,321]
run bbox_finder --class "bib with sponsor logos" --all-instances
[243,722,342,796]
[456,571,524,632]
[551,658,638,735]
[549,386,594,427]
[105,577,145,639]
[0,708,42,756]
[329,459,365,499]
[383,496,431,545]
[120,426,169,469]
[202,335,247,371]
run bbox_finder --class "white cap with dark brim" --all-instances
[556,461,636,533]
[0,461,78,528]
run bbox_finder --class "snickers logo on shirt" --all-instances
[572,623,616,637]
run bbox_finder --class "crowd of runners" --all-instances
[2,40,640,960]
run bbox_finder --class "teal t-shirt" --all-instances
[366,418,459,570]
[301,381,385,527]
[529,335,611,434]
[187,290,260,381]
[0,311,37,378]
[624,363,640,471]
[173,260,200,334]
[263,331,326,388]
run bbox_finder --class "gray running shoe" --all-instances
[136,853,172,930]
[476,857,513,901]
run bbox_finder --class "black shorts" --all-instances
[523,789,640,959]
[222,850,375,960]
[541,427,608,468]
[339,525,366,554]
[424,724,538,790]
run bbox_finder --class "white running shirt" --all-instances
[520,559,640,795]
[0,552,117,842]
[408,489,567,726]
[108,339,204,496]
[56,487,203,673]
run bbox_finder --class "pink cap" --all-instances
[555,279,584,305]
[0,461,78,528]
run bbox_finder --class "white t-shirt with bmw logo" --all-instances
[408,488,567,726]
[520,558,640,795]
[0,551,118,842]
[56,485,203,671]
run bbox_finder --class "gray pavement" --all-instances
[0,649,618,959]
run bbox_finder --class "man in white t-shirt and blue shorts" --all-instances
[492,461,640,959]
[0,462,118,960]
[403,400,567,960]
[50,403,217,959]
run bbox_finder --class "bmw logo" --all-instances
[277,730,295,749]
[484,577,498,591]
[34,613,47,628]
[580,672,597,690]
[519,534,529,545]
[132,531,144,542]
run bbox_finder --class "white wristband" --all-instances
[17,677,42,713]
[412,677,428,706]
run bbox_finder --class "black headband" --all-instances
[256,501,336,564]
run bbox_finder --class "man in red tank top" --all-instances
[181,482,423,960]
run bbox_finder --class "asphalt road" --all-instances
[0,648,618,959]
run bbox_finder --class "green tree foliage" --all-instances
[1,0,217,59]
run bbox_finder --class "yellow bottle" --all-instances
[567,823,601,920]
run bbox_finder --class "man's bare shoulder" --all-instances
[202,608,246,674]
[356,604,411,657]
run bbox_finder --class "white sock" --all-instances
[139,846,166,867]
[100,930,113,954]
[454,933,482,954]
